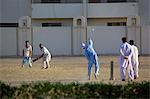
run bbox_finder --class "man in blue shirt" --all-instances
[81,38,100,80]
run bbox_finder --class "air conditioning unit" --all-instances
[19,16,31,28]
[127,16,140,26]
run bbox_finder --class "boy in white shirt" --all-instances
[22,41,32,67]
[129,40,139,79]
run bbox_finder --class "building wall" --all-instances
[1,0,30,23]
[32,3,138,18]
[0,0,2,22]
[139,0,150,55]
[141,26,150,55]
[33,27,72,55]
[32,4,82,18]
[32,18,127,26]
[32,0,82,3]
[88,3,138,18]
[0,0,2,56]
[139,0,150,26]
[0,28,17,56]
[0,29,2,56]
[87,26,126,54]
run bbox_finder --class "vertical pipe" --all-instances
[16,28,19,56]
[71,26,74,55]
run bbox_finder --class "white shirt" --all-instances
[119,42,133,68]
[23,45,32,57]
[131,45,139,62]
[41,46,51,58]
[120,42,133,58]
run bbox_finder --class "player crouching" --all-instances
[33,44,51,69]
[22,41,32,68]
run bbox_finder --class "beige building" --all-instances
[0,0,149,56]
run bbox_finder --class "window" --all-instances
[88,0,101,3]
[42,23,62,27]
[41,0,60,3]
[107,0,127,3]
[107,22,126,26]
[0,23,18,27]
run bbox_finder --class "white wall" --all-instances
[0,28,17,56]
[139,0,150,26]
[33,27,72,55]
[87,26,126,54]
[32,4,82,18]
[0,0,2,22]
[2,0,30,23]
[0,0,1,56]
[88,3,138,18]
[141,26,150,55]
[138,0,150,55]
[32,3,138,18]
[0,28,2,57]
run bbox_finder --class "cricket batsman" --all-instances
[81,38,100,80]
[33,43,51,69]
[22,40,32,67]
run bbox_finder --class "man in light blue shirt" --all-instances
[81,38,99,80]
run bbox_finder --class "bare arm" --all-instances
[29,46,32,57]
[29,49,32,57]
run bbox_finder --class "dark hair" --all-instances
[39,43,42,46]
[39,43,43,48]
[122,37,127,43]
[129,40,134,45]
[25,40,29,43]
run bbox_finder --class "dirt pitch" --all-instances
[0,56,149,85]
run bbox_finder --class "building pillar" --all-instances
[127,16,141,53]
[73,17,87,55]
[18,16,32,56]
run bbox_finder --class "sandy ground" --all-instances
[0,56,150,85]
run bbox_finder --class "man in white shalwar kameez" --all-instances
[129,40,139,79]
[39,44,51,69]
[119,37,134,81]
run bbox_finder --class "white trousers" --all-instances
[42,55,51,68]
[132,60,139,77]
[119,57,134,80]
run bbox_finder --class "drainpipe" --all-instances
[82,0,88,42]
